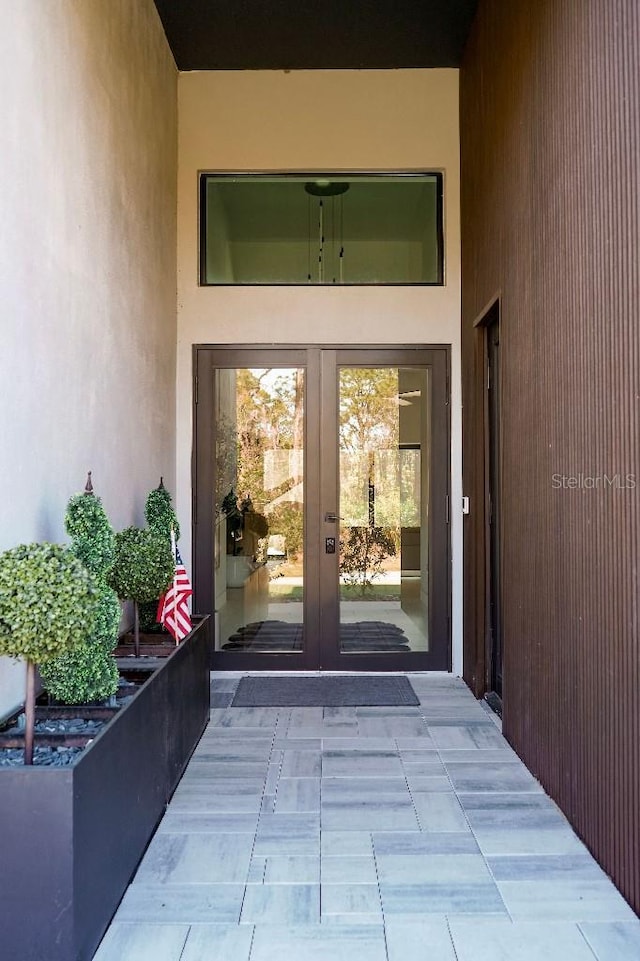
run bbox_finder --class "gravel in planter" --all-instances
[5,717,107,736]
[0,715,108,766]
[0,745,83,767]
[0,673,148,770]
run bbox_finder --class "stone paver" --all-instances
[93,674,639,961]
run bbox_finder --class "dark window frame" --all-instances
[198,171,445,287]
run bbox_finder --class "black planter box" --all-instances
[0,615,210,961]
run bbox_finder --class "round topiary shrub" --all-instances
[39,641,119,705]
[107,526,174,654]
[40,582,121,703]
[0,542,97,763]
[0,543,96,663]
[108,527,174,603]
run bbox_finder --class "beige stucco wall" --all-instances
[0,0,177,717]
[177,69,463,672]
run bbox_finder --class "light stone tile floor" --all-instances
[94,674,640,961]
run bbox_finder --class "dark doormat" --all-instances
[222,620,410,653]
[231,675,419,707]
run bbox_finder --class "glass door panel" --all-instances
[214,366,305,654]
[337,367,431,655]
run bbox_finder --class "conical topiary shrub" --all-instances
[0,542,96,763]
[138,479,181,633]
[40,476,120,704]
[144,477,180,541]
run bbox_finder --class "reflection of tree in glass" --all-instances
[337,370,404,591]
[399,450,421,527]
[339,368,399,454]
[339,370,398,522]
[267,503,304,560]
[215,413,237,511]
[340,525,397,596]
[339,367,401,532]
[234,369,304,564]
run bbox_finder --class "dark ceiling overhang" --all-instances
[153,0,478,71]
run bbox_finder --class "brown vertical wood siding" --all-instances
[461,0,640,913]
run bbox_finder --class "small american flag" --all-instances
[157,530,193,643]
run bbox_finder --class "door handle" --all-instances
[324,512,343,523]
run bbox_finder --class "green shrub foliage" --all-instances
[108,527,174,603]
[65,493,115,575]
[139,482,180,634]
[41,489,121,704]
[91,584,123,650]
[40,641,119,705]
[144,482,180,541]
[138,599,162,633]
[0,543,96,663]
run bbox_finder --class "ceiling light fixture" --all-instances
[304,181,350,283]
[304,181,350,197]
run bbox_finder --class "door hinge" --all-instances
[486,363,491,391]
[445,494,450,523]
[194,375,198,405]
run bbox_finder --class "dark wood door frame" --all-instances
[192,344,451,671]
[466,299,502,703]
[318,348,451,672]
[485,311,502,710]
[192,347,315,671]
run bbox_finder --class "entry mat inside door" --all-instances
[231,675,419,707]
[222,620,411,653]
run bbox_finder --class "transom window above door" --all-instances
[199,173,443,285]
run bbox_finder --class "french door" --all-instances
[194,346,450,671]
